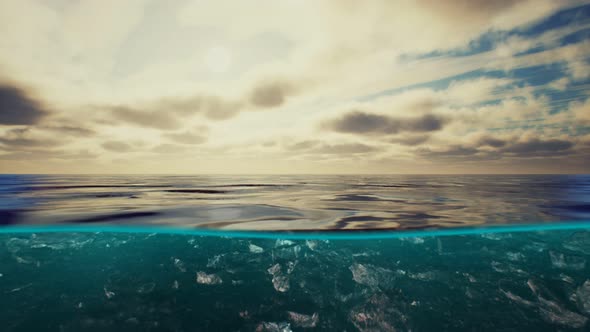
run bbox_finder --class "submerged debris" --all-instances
[196,272,223,285]
[7,283,32,294]
[287,311,319,328]
[137,282,156,294]
[104,287,115,299]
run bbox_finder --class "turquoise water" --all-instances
[2,175,590,330]
[2,227,590,331]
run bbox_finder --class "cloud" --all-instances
[109,106,181,130]
[41,124,95,136]
[286,140,379,155]
[0,149,97,160]
[249,80,295,108]
[417,135,576,160]
[151,144,187,154]
[390,134,430,146]
[478,136,507,148]
[313,143,379,154]
[0,83,49,125]
[0,128,60,150]
[104,79,296,130]
[101,141,134,153]
[324,111,447,135]
[164,131,207,145]
[501,138,573,155]
[158,95,242,121]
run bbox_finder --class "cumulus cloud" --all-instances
[390,134,431,146]
[286,140,379,155]
[0,0,587,173]
[109,106,181,130]
[0,83,49,125]
[417,135,576,160]
[0,128,60,150]
[323,111,447,135]
[164,131,207,145]
[249,80,296,108]
[101,141,134,153]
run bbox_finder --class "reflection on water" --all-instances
[0,174,589,230]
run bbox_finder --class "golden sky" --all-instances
[0,0,589,174]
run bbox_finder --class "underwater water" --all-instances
[2,229,590,331]
[1,175,590,331]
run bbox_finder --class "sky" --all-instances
[0,0,589,174]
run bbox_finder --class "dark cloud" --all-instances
[417,137,576,160]
[390,134,430,146]
[159,96,241,121]
[42,125,95,136]
[110,106,181,130]
[249,80,294,108]
[0,128,60,150]
[0,137,56,148]
[501,138,573,155]
[101,141,134,153]
[417,145,480,158]
[478,136,506,148]
[0,83,49,125]
[324,111,446,135]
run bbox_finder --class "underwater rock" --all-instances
[549,251,586,270]
[267,263,290,292]
[287,311,318,328]
[506,252,525,262]
[272,245,301,260]
[349,293,401,332]
[249,244,264,253]
[349,263,392,288]
[255,321,292,332]
[207,254,224,268]
[275,239,295,248]
[538,297,588,328]
[574,280,590,314]
[196,272,222,285]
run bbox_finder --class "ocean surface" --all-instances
[1,174,589,230]
[1,174,590,331]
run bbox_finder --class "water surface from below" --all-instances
[2,228,590,331]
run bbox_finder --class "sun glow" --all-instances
[203,46,232,73]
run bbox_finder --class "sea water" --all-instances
[1,175,590,331]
